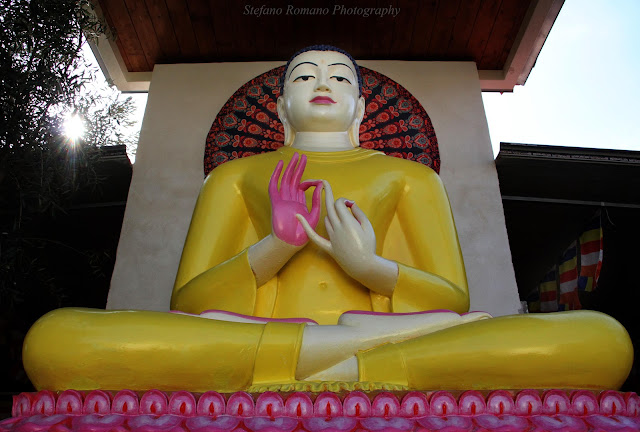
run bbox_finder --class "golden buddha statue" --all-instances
[22,46,633,393]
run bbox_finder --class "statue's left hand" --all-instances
[297,180,398,296]
[297,180,376,279]
[269,153,323,247]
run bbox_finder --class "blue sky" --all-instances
[482,0,640,156]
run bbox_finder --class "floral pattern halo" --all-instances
[205,66,440,176]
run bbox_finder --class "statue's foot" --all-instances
[304,356,359,382]
[337,310,491,342]
[296,310,491,381]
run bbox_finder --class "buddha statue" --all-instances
[22,46,633,393]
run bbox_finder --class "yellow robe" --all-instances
[23,147,634,393]
[172,146,469,324]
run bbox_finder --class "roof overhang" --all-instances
[88,32,152,93]
[89,0,563,93]
[479,0,563,91]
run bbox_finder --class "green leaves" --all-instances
[0,0,136,312]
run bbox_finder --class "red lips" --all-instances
[310,96,336,104]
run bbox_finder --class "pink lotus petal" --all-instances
[313,393,342,418]
[140,391,168,416]
[399,392,429,418]
[600,391,627,416]
[359,417,414,432]
[458,391,486,416]
[529,414,587,432]
[43,417,73,432]
[243,417,299,432]
[283,393,313,418]
[569,391,598,416]
[514,390,542,416]
[184,416,240,432]
[31,391,56,416]
[83,391,111,415]
[71,414,125,432]
[586,414,640,431]
[417,415,473,431]
[0,417,22,432]
[473,414,529,432]
[112,390,140,415]
[12,414,70,432]
[543,391,571,415]
[49,420,73,432]
[429,392,458,416]
[302,417,357,432]
[255,393,284,418]
[226,392,254,417]
[343,392,370,418]
[486,391,515,416]
[12,393,33,418]
[197,392,226,417]
[56,390,83,415]
[168,392,196,417]
[126,414,184,432]
[624,392,640,417]
[371,393,400,418]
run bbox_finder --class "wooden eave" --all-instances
[89,0,563,92]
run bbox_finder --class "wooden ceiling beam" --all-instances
[100,0,150,71]
[143,0,180,61]
[91,0,564,92]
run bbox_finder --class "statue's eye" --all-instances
[293,75,314,82]
[331,76,352,84]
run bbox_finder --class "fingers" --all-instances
[299,179,322,190]
[323,180,339,228]
[348,202,374,233]
[325,216,334,238]
[335,197,359,227]
[268,160,284,200]
[296,214,332,253]
[281,153,299,200]
[300,179,320,205]
[292,153,307,189]
[293,154,307,202]
[300,180,324,225]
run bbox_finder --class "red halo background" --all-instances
[204,66,440,176]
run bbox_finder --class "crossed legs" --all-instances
[23,308,632,392]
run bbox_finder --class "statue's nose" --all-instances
[314,73,331,92]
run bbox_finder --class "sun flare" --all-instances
[63,114,85,142]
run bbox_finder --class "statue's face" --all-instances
[280,50,362,133]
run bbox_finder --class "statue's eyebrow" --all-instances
[287,61,318,79]
[328,62,356,78]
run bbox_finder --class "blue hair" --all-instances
[280,45,363,97]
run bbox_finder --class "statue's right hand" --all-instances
[269,153,323,246]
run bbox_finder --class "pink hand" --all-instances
[269,153,323,246]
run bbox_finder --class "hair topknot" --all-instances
[280,45,363,97]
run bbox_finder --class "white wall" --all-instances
[107,61,521,317]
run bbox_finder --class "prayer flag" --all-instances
[539,267,558,312]
[558,241,581,310]
[578,216,603,292]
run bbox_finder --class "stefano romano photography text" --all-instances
[244,4,401,18]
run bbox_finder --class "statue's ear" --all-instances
[348,96,366,148]
[277,97,295,147]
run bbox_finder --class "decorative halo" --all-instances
[204,66,440,176]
